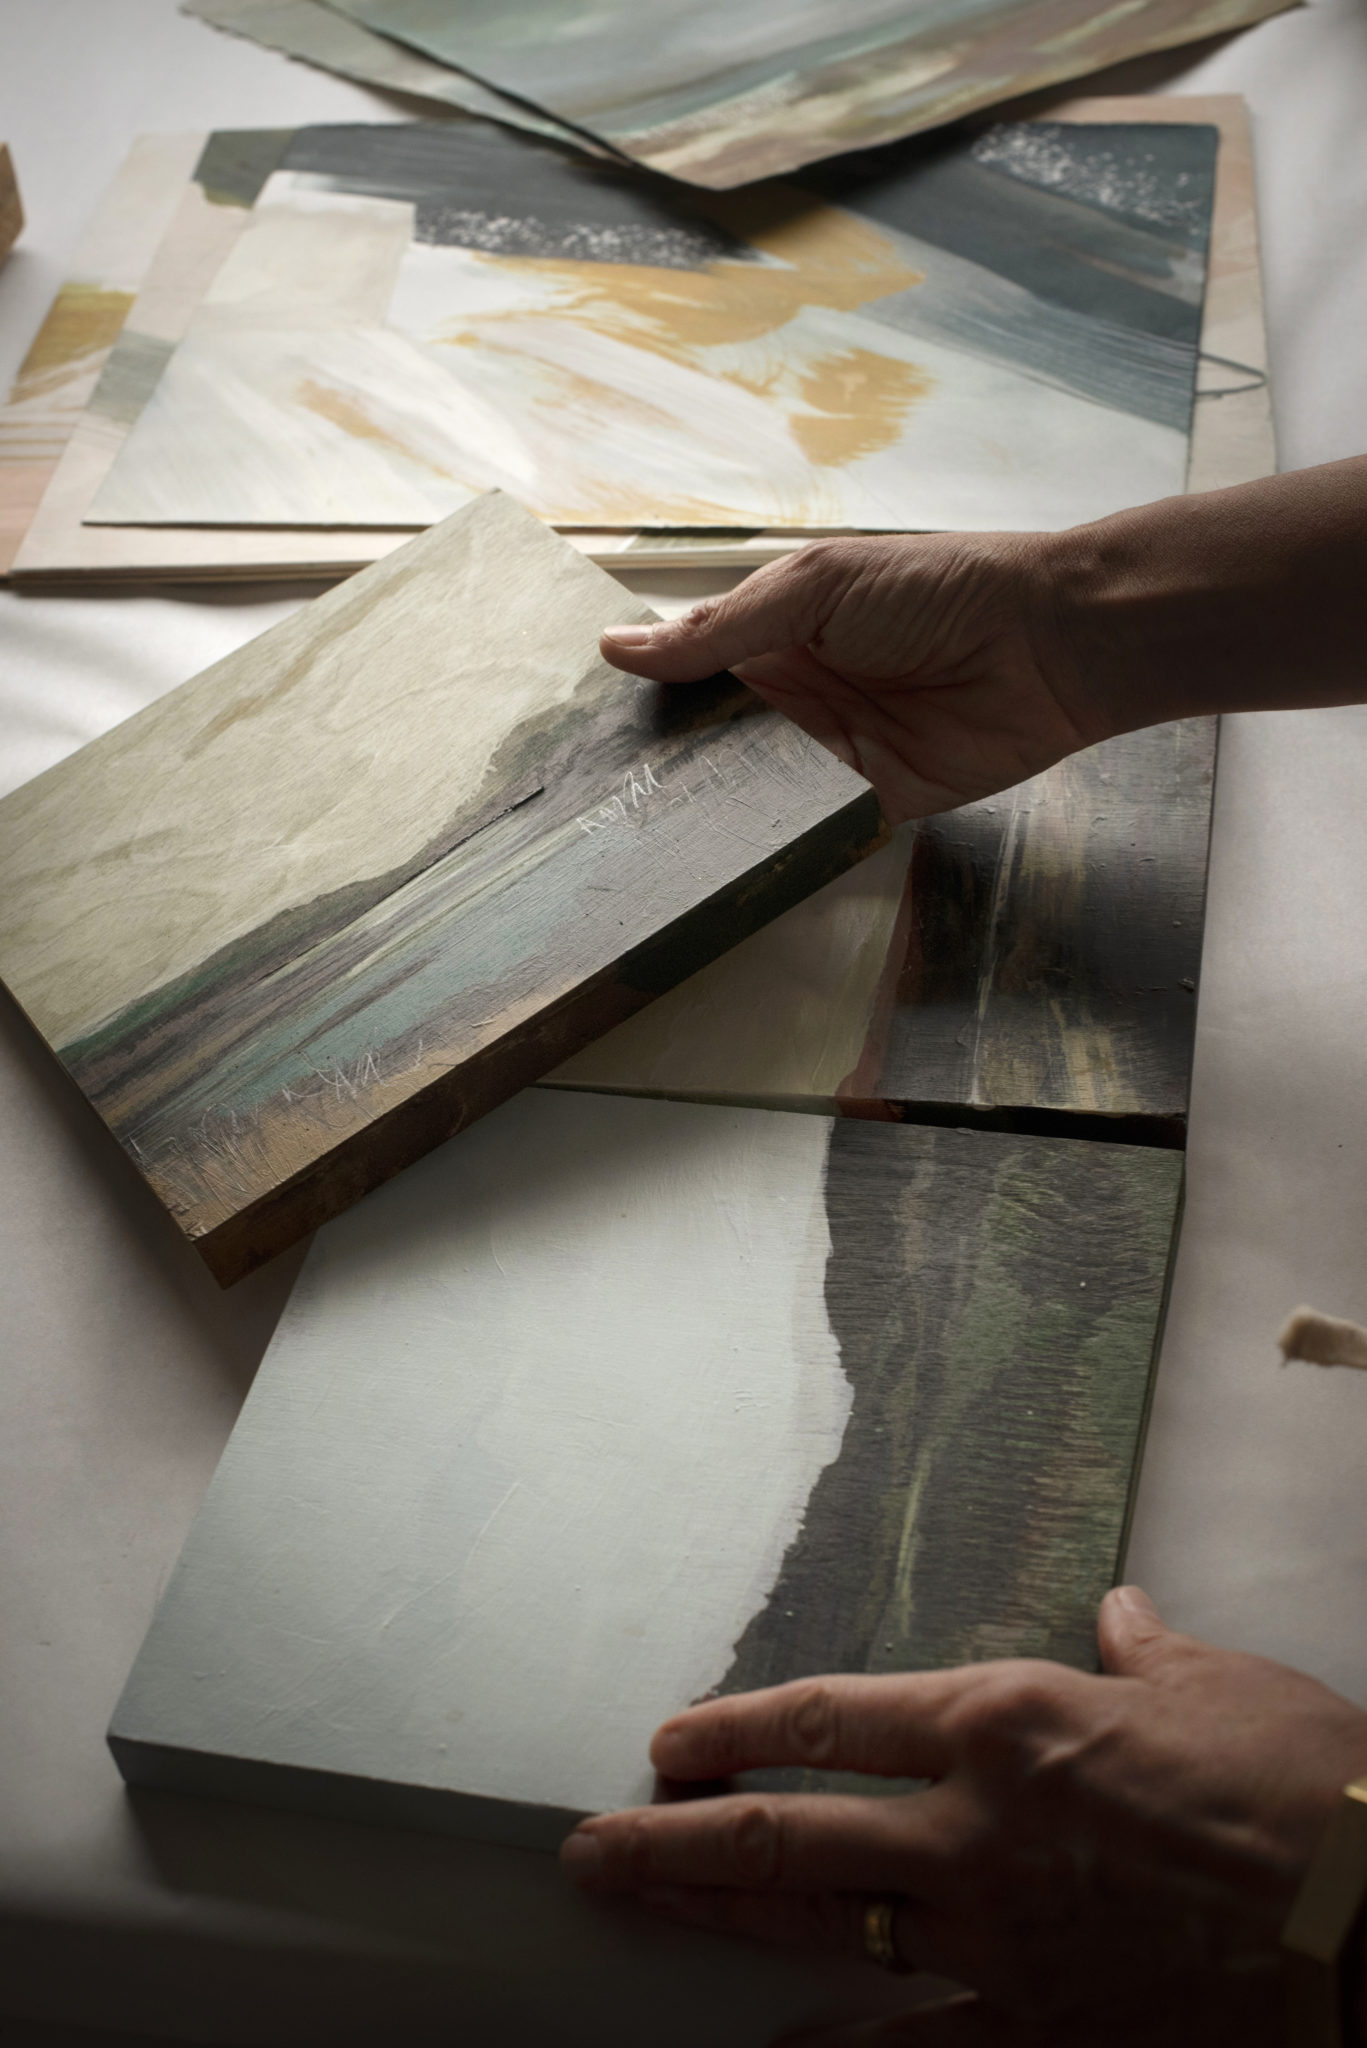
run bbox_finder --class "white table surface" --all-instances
[2,3,1367,2041]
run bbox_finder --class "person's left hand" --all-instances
[559,1587,1367,2046]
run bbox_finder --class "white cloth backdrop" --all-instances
[1,2,1367,2040]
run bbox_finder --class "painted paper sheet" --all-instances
[181,0,610,156]
[110,1090,1182,1848]
[324,0,1291,188]
[88,115,1217,534]
[12,96,1270,585]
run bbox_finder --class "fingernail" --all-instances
[1114,1584,1157,1616]
[602,623,654,647]
[559,1830,604,1884]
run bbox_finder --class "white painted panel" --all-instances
[112,1091,849,1831]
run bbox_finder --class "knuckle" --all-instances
[949,1664,1065,1765]
[622,1813,658,1886]
[677,595,727,645]
[727,1799,783,1885]
[785,1681,843,1767]
[693,1698,741,1773]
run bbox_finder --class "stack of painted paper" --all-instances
[183,0,1292,188]
[3,96,1269,585]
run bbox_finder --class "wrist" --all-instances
[1029,502,1213,748]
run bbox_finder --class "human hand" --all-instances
[601,532,1100,825]
[560,1587,1367,2045]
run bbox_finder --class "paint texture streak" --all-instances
[717,1120,1181,1798]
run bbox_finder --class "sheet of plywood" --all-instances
[0,492,881,1283]
[550,718,1216,1142]
[109,1090,1183,1849]
[9,96,1267,585]
[323,0,1291,189]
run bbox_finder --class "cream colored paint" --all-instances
[92,172,1188,534]
[0,492,656,1045]
[548,829,911,1103]
[111,1092,854,1821]
[13,98,1268,583]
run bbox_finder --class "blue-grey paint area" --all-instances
[61,676,873,1230]
[274,117,1213,431]
[325,0,1018,136]
[861,222,1200,432]
[812,124,1217,345]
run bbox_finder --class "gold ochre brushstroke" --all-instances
[295,379,459,479]
[791,348,934,466]
[441,189,931,479]
[10,285,136,405]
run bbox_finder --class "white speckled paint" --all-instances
[111,1092,852,1829]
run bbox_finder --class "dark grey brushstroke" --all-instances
[862,225,1198,431]
[280,121,753,268]
[715,1121,1180,1796]
[969,121,1217,240]
[809,123,1218,346]
[193,129,295,209]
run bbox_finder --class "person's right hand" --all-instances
[601,531,1102,825]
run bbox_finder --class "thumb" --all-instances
[1097,1584,1177,1678]
[599,549,839,683]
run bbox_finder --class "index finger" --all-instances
[650,1671,979,1783]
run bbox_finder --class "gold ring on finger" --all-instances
[862,1896,912,1973]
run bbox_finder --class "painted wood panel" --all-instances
[550,718,1216,1143]
[0,492,880,1282]
[109,1091,1183,1849]
[10,96,1272,587]
[324,0,1290,189]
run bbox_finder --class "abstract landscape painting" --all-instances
[10,96,1269,585]
[324,0,1290,187]
[110,1090,1183,1848]
[89,114,1218,534]
[0,493,881,1282]
[550,717,1217,1144]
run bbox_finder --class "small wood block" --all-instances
[0,145,22,264]
[109,1091,1183,1850]
[0,493,881,1282]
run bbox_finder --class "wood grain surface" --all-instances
[552,718,1216,1142]
[109,1093,1181,1848]
[0,494,881,1280]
